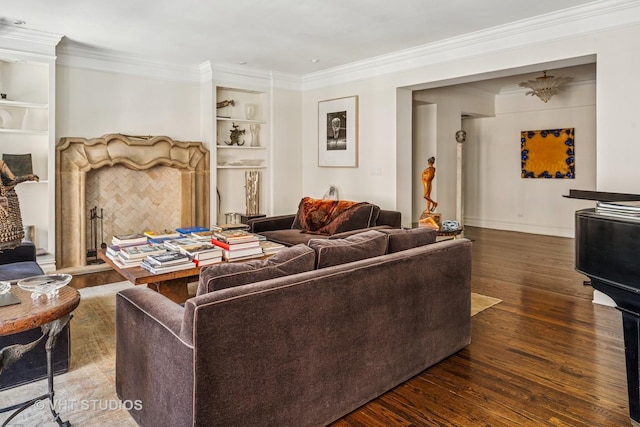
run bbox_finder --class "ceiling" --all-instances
[0,0,599,75]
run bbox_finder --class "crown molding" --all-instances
[56,43,200,83]
[0,24,62,57]
[301,0,640,90]
[40,0,640,90]
[198,61,302,91]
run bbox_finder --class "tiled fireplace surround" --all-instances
[55,134,210,269]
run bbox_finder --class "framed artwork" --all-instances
[521,128,575,178]
[318,96,358,167]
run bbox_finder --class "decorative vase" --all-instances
[245,103,255,120]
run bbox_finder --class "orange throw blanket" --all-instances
[296,197,365,233]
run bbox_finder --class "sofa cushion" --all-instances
[307,230,388,269]
[378,228,437,253]
[0,261,44,282]
[259,229,328,246]
[196,244,316,295]
[291,197,376,235]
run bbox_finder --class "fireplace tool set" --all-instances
[87,206,106,264]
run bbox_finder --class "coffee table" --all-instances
[97,250,200,303]
[0,283,80,427]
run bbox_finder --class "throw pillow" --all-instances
[307,230,388,269]
[196,244,316,295]
[378,228,437,253]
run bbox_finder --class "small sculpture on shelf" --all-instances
[245,170,260,215]
[225,123,245,146]
[216,99,235,109]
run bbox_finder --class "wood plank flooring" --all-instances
[329,226,629,426]
[70,226,629,426]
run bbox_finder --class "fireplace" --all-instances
[56,134,210,269]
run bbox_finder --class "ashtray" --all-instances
[18,274,72,300]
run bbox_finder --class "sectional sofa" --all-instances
[115,228,472,426]
[247,197,402,246]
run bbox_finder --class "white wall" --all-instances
[299,20,640,235]
[56,66,200,140]
[302,79,399,208]
[464,81,596,236]
[271,87,303,214]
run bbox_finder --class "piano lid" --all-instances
[575,208,640,293]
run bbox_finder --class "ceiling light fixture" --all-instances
[13,20,26,25]
[518,70,573,103]
[238,61,247,65]
[311,59,320,63]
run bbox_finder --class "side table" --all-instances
[0,284,80,427]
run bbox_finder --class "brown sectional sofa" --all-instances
[115,228,472,427]
[247,197,402,246]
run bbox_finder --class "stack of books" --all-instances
[191,229,219,241]
[163,237,200,252]
[178,242,223,267]
[112,233,147,246]
[144,229,181,243]
[595,200,640,219]
[211,230,263,261]
[260,240,286,255]
[140,251,195,274]
[113,243,167,269]
[175,226,210,236]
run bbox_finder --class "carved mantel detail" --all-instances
[55,134,210,269]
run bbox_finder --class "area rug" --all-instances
[471,292,502,316]
[0,284,501,426]
[0,281,137,427]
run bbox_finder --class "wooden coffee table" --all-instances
[97,250,201,303]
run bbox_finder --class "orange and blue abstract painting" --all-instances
[521,128,574,178]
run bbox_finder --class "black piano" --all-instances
[576,205,640,426]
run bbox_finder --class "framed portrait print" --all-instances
[318,96,358,167]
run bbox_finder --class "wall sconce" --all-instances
[518,71,572,103]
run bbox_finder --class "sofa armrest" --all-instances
[115,287,194,427]
[247,214,296,233]
[377,209,402,228]
[0,242,37,265]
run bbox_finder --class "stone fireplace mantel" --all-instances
[56,134,209,269]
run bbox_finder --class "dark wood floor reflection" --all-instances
[331,226,628,426]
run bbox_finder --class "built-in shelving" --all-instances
[0,42,58,271]
[214,86,269,223]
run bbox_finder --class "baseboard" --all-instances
[464,218,575,238]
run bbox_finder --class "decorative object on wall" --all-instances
[521,128,575,178]
[455,129,467,143]
[318,96,358,167]
[518,71,573,103]
[245,170,260,215]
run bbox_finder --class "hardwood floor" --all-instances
[70,226,629,426]
[330,226,629,426]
